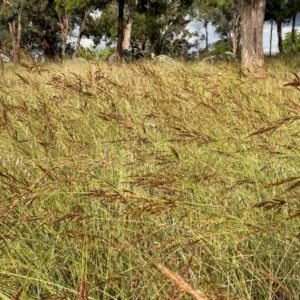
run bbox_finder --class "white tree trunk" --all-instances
[73,6,95,58]
[231,9,240,56]
[123,0,138,50]
[9,13,22,63]
[58,14,71,60]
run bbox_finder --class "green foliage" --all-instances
[77,45,114,60]
[210,39,232,54]
[265,0,291,23]
[0,0,32,22]
[283,29,300,52]
[77,45,99,59]
[190,0,239,50]
[131,13,162,40]
[54,0,109,14]
[85,0,194,56]
[192,0,233,11]
[85,4,118,44]
[99,46,115,59]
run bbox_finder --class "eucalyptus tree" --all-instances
[23,0,60,59]
[0,22,10,51]
[115,0,193,58]
[54,0,111,58]
[0,0,33,62]
[265,0,291,54]
[73,0,112,57]
[84,3,118,45]
[117,0,124,61]
[159,0,193,54]
[120,0,193,56]
[0,0,55,61]
[123,0,137,50]
[190,0,219,53]
[239,0,267,71]
[54,0,75,59]
[283,29,300,52]
[216,0,240,56]
[191,0,240,55]
[286,0,300,51]
[193,0,267,71]
[84,0,192,58]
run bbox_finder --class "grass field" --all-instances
[0,56,300,299]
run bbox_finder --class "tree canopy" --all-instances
[0,0,299,69]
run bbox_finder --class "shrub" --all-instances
[283,29,300,53]
[77,46,115,60]
[99,47,115,59]
[210,40,232,55]
[77,46,100,60]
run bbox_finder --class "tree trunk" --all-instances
[239,0,267,72]
[269,20,274,57]
[42,30,56,59]
[204,21,208,53]
[160,31,168,54]
[9,13,22,63]
[277,20,283,54]
[58,14,71,60]
[16,14,22,62]
[291,14,296,51]
[73,5,95,58]
[149,38,156,59]
[9,21,16,62]
[122,17,133,51]
[123,0,138,50]
[231,10,241,56]
[117,0,125,62]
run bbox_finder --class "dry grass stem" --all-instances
[156,263,209,300]
[0,57,299,299]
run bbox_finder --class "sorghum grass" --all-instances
[0,57,299,299]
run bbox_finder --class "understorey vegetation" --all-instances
[0,57,300,299]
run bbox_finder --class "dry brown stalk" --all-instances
[0,58,4,76]
[167,254,194,300]
[248,116,300,137]
[254,268,291,296]
[283,73,300,90]
[155,263,209,300]
[10,286,23,300]
[253,199,286,212]
[77,278,88,300]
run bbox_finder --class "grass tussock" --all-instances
[0,57,300,299]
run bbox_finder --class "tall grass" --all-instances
[0,57,300,299]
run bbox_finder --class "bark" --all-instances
[239,0,267,72]
[291,14,296,51]
[160,31,168,54]
[269,20,274,56]
[8,13,22,63]
[122,17,133,51]
[150,39,156,59]
[122,0,138,50]
[231,10,241,56]
[58,14,71,60]
[42,30,56,59]
[204,21,208,53]
[73,5,95,58]
[277,20,283,54]
[117,0,125,62]
[160,20,174,54]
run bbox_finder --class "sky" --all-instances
[80,13,300,54]
[187,13,300,54]
[263,13,300,54]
